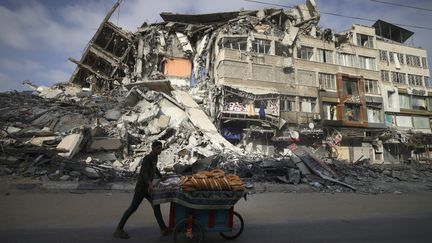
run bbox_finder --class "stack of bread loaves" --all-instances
[179,169,244,192]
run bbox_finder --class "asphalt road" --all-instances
[1,191,432,243]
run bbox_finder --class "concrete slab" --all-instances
[89,137,122,151]
[56,134,83,159]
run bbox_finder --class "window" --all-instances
[397,53,405,64]
[356,33,374,48]
[422,57,427,69]
[343,79,358,96]
[388,91,394,108]
[251,39,271,54]
[425,76,431,87]
[358,56,376,70]
[413,116,430,129]
[408,74,423,86]
[323,103,337,120]
[280,96,295,111]
[222,37,247,51]
[379,50,388,62]
[391,72,406,84]
[389,51,395,63]
[344,104,360,121]
[396,115,412,127]
[365,79,380,94]
[412,96,426,110]
[316,49,333,63]
[318,73,336,90]
[381,70,389,82]
[367,107,381,123]
[300,97,316,112]
[297,46,313,60]
[336,52,355,67]
[399,94,411,109]
[275,41,289,57]
[406,55,421,67]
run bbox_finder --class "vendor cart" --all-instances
[169,202,244,243]
[152,185,245,243]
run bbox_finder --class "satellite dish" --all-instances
[308,122,314,129]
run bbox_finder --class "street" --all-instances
[1,191,432,243]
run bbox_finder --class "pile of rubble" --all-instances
[0,82,240,183]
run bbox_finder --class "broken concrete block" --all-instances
[105,108,122,121]
[29,136,59,146]
[59,175,71,181]
[56,134,84,159]
[90,137,122,151]
[37,86,63,99]
[64,86,81,96]
[76,88,93,98]
[6,126,21,134]
[90,152,117,162]
[120,113,139,123]
[113,160,124,169]
[85,157,93,164]
[158,115,170,129]
[147,119,161,135]
[129,157,142,172]
[83,167,99,179]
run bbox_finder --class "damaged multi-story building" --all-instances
[68,0,431,164]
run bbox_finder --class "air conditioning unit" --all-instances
[318,84,326,91]
[313,114,321,120]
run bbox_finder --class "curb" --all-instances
[14,182,135,191]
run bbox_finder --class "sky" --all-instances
[0,0,431,91]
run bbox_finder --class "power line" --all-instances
[369,0,432,12]
[243,0,432,31]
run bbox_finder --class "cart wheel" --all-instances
[173,219,204,243]
[220,211,244,240]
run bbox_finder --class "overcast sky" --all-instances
[0,0,431,91]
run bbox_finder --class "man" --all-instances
[114,141,168,239]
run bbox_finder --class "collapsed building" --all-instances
[68,0,431,163]
[1,0,432,192]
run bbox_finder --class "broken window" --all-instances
[280,96,295,111]
[408,74,423,86]
[379,50,388,62]
[406,55,421,67]
[82,52,113,77]
[251,39,271,54]
[344,104,360,121]
[343,78,358,96]
[425,76,431,87]
[422,57,427,69]
[399,94,411,109]
[358,56,376,70]
[300,97,316,112]
[413,116,430,129]
[356,33,374,48]
[323,103,337,120]
[318,73,336,90]
[316,49,333,64]
[381,70,389,82]
[391,71,406,84]
[336,52,355,67]
[297,46,313,60]
[222,37,247,51]
[367,106,381,123]
[412,96,427,110]
[389,52,395,63]
[275,41,289,57]
[397,53,405,64]
[396,115,412,127]
[364,79,380,94]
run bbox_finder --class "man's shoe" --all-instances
[113,229,130,239]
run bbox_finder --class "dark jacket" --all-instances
[136,153,163,192]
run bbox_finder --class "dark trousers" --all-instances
[117,187,167,230]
